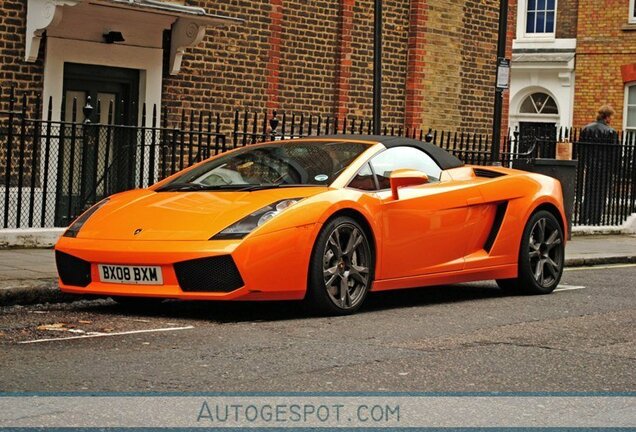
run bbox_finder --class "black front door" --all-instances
[519,122,557,156]
[56,63,140,226]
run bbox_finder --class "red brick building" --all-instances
[1,0,504,134]
[508,0,636,136]
[574,0,636,132]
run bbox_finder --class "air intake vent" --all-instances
[474,168,506,178]
[55,251,92,287]
[174,255,244,292]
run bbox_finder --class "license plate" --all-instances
[98,264,163,285]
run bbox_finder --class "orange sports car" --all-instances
[55,135,567,315]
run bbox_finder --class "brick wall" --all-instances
[574,0,636,129]
[0,0,45,113]
[459,0,500,133]
[556,0,579,39]
[2,0,503,136]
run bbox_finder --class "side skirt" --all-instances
[371,264,517,292]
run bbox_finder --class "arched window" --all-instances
[519,92,559,115]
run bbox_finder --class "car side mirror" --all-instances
[389,169,429,200]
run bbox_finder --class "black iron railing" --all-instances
[2,86,635,228]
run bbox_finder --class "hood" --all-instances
[77,187,329,241]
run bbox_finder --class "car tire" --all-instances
[111,296,164,307]
[496,210,564,295]
[305,216,374,315]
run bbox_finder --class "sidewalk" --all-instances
[1,234,635,306]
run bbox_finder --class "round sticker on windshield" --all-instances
[314,174,329,182]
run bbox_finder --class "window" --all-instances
[526,0,556,34]
[630,0,636,23]
[349,163,378,191]
[626,85,636,132]
[369,147,442,190]
[519,92,559,115]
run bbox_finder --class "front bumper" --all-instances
[54,225,316,301]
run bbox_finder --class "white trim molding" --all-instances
[630,0,636,24]
[624,83,636,132]
[169,18,207,76]
[25,0,80,62]
[25,0,241,71]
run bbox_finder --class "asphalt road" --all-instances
[0,264,634,392]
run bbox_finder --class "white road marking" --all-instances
[565,263,636,271]
[554,285,586,292]
[18,326,194,344]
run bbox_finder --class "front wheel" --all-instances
[305,216,374,315]
[497,210,564,294]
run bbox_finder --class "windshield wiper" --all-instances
[157,183,248,192]
[157,182,325,192]
[238,184,324,191]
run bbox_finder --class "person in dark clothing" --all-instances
[581,105,616,136]
[580,105,619,225]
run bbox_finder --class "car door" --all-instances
[367,147,481,278]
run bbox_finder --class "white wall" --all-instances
[509,64,575,133]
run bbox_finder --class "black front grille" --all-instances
[55,251,92,287]
[174,255,244,292]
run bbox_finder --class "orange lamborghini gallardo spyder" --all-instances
[55,135,567,315]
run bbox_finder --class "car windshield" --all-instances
[158,141,369,191]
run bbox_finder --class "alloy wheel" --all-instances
[322,223,370,310]
[528,217,563,288]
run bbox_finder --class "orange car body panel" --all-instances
[55,138,567,301]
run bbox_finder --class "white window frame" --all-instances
[518,0,558,40]
[624,84,636,132]
[630,0,636,24]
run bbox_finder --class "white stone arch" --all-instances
[510,86,562,125]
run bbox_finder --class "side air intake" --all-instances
[484,202,509,253]
[474,168,506,179]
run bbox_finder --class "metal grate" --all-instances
[474,168,506,178]
[55,250,92,287]
[173,255,244,293]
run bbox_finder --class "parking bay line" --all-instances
[18,326,194,344]
[554,285,587,292]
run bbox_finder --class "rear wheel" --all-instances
[497,210,564,294]
[306,216,374,315]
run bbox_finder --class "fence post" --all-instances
[269,111,279,139]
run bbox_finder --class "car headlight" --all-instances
[63,198,110,238]
[211,198,300,240]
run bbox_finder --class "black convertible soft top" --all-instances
[319,134,464,170]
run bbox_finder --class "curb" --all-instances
[0,280,85,307]
[2,255,635,307]
[564,255,636,267]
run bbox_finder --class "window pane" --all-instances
[536,12,546,32]
[629,86,636,104]
[541,96,559,114]
[547,0,555,9]
[526,12,536,32]
[628,106,636,128]
[520,95,538,113]
[528,0,536,10]
[348,163,377,191]
[537,0,545,9]
[546,11,555,33]
[370,147,442,189]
